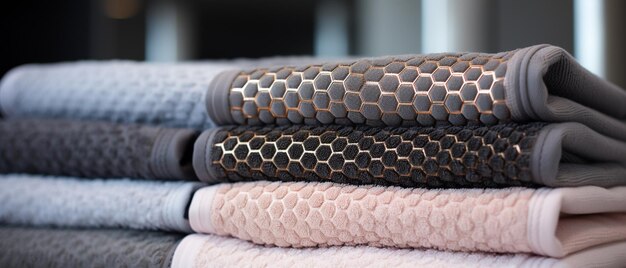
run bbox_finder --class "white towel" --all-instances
[172,234,626,268]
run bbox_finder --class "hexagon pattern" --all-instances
[209,181,535,252]
[228,51,514,126]
[209,123,545,187]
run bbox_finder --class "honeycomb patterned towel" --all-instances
[0,119,198,180]
[3,45,625,140]
[207,44,625,141]
[0,227,183,268]
[193,123,626,188]
[0,174,203,232]
[172,234,626,268]
[188,181,626,257]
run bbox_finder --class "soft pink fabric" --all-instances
[556,214,626,256]
[172,234,542,268]
[191,182,534,253]
[172,234,626,268]
[525,186,626,257]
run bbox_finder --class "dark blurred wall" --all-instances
[1,0,147,77]
[496,0,574,52]
[0,0,317,77]
[1,0,624,89]
[191,0,316,59]
[1,1,91,76]
[354,0,421,56]
[604,0,626,89]
[90,0,146,60]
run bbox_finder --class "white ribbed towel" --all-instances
[173,234,626,268]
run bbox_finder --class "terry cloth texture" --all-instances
[210,45,626,142]
[0,119,199,180]
[0,61,229,129]
[193,123,626,188]
[0,174,202,233]
[0,227,183,268]
[172,234,626,268]
[189,181,626,257]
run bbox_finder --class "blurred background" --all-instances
[2,0,625,87]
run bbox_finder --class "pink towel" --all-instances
[172,234,626,268]
[189,181,626,257]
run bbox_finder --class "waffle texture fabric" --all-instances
[0,174,202,232]
[193,123,626,188]
[0,119,198,180]
[189,181,626,257]
[0,227,183,268]
[0,61,229,129]
[172,234,626,268]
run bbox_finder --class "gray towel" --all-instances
[0,119,198,180]
[0,226,183,268]
[206,45,626,142]
[193,123,626,188]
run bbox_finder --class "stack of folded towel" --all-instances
[1,44,625,268]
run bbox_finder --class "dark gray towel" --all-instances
[193,123,626,188]
[0,119,198,180]
[0,226,183,268]
[207,45,626,142]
